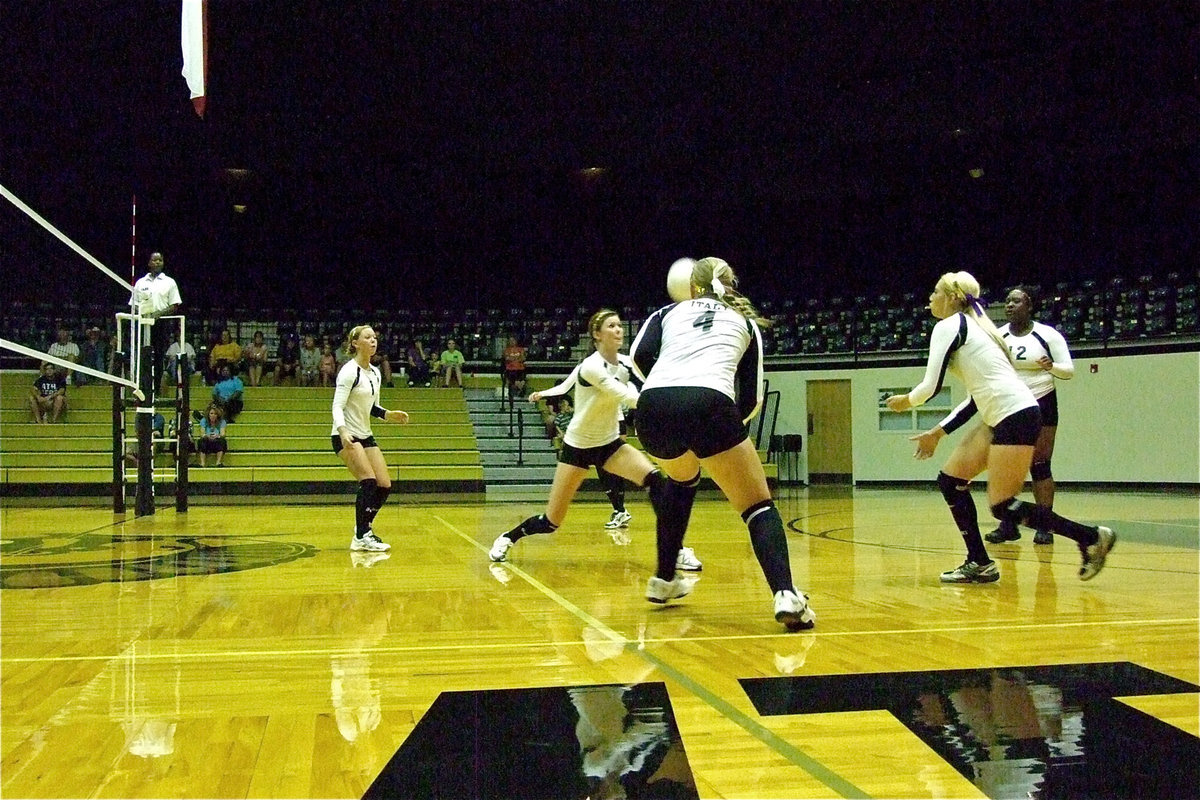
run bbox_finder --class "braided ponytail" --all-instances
[936,272,1011,363]
[691,257,772,327]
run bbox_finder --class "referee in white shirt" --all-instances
[129,251,182,389]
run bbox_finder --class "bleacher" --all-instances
[0,380,484,498]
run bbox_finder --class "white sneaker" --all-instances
[350,531,390,552]
[604,510,632,529]
[350,551,390,568]
[646,576,691,604]
[773,590,816,631]
[489,535,514,562]
[675,546,703,572]
[1080,526,1116,581]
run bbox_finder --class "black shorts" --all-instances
[559,439,625,470]
[991,406,1042,446]
[636,386,746,460]
[331,434,378,455]
[1036,390,1059,427]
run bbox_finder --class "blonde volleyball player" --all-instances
[332,325,409,552]
[884,272,1114,583]
[488,310,701,572]
[630,257,814,631]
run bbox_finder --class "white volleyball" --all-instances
[667,258,695,302]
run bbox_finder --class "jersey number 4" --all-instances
[693,310,716,332]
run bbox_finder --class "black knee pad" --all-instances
[1030,460,1053,482]
[991,498,1023,522]
[937,471,970,505]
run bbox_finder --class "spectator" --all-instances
[299,335,322,387]
[29,363,67,423]
[208,329,242,383]
[502,335,528,399]
[129,251,182,390]
[242,331,269,387]
[164,330,197,387]
[439,339,465,388]
[274,335,300,386]
[195,404,228,467]
[370,335,395,388]
[405,339,432,387]
[212,365,245,422]
[45,326,80,385]
[319,343,338,388]
[106,333,124,377]
[76,326,108,386]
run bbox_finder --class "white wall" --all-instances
[766,350,1199,485]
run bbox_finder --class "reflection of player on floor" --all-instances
[489,310,701,572]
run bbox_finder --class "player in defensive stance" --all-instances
[885,272,1114,584]
[630,257,814,631]
[489,310,702,572]
[332,325,409,553]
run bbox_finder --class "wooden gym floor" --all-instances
[1,486,1196,799]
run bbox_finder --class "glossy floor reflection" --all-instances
[365,683,697,800]
[742,662,1200,799]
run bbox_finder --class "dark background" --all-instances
[2,1,1196,314]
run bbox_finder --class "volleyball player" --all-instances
[985,285,1074,545]
[488,310,702,572]
[629,257,815,631]
[332,325,410,552]
[884,272,1114,583]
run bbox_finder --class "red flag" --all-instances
[181,0,207,118]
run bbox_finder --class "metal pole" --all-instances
[112,382,125,513]
[176,353,190,512]
[135,344,155,516]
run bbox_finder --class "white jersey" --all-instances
[538,351,639,449]
[331,360,382,439]
[999,321,1074,399]
[909,313,1037,428]
[130,272,182,315]
[629,298,764,421]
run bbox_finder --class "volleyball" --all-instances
[667,258,695,302]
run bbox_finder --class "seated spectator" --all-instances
[273,335,300,386]
[299,334,322,386]
[370,336,395,388]
[75,326,108,386]
[439,339,465,388]
[195,404,228,467]
[29,363,67,423]
[45,326,80,385]
[242,331,269,387]
[106,334,125,377]
[318,343,338,387]
[208,329,242,383]
[211,365,244,422]
[502,335,528,399]
[406,339,432,387]
[164,331,197,387]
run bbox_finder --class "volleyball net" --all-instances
[2,179,190,515]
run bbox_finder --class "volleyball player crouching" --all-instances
[629,257,815,631]
[332,325,410,553]
[488,310,702,572]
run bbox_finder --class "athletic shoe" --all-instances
[1033,529,1053,545]
[675,546,703,572]
[350,531,390,552]
[604,510,633,529]
[646,576,691,604]
[350,551,390,568]
[773,590,816,631]
[940,560,1000,583]
[489,535,514,562]
[984,524,1021,544]
[1079,526,1116,581]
